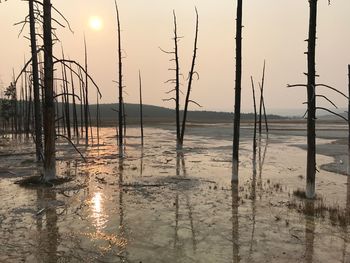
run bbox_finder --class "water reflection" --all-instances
[344,152,350,261]
[140,147,144,177]
[91,192,104,232]
[36,188,59,263]
[174,152,197,252]
[304,200,315,263]
[258,138,268,198]
[117,156,128,257]
[249,150,257,257]
[232,181,240,263]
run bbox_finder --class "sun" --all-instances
[89,16,103,31]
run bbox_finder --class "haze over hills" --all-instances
[84,103,286,125]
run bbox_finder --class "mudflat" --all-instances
[0,122,349,262]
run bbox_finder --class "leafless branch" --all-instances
[315,94,338,109]
[316,107,348,121]
[189,99,202,107]
[56,134,87,162]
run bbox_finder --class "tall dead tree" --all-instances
[251,77,257,152]
[258,61,265,135]
[348,65,350,151]
[70,62,79,139]
[161,12,181,148]
[232,0,243,181]
[258,61,269,135]
[305,0,318,199]
[115,0,124,151]
[29,0,42,161]
[162,10,200,149]
[288,0,348,198]
[173,11,181,149]
[43,0,56,181]
[180,8,199,147]
[84,36,89,145]
[139,70,144,146]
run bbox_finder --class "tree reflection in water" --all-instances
[36,188,59,263]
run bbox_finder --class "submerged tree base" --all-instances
[15,175,72,188]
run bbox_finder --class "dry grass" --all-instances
[288,190,350,227]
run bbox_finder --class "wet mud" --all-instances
[0,125,349,262]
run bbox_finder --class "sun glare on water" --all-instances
[89,16,103,31]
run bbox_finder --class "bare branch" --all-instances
[315,94,338,109]
[287,84,307,88]
[316,107,348,122]
[54,92,81,101]
[189,99,202,108]
[56,134,87,162]
[316,84,349,99]
[53,58,102,99]
[163,98,176,102]
[159,47,174,54]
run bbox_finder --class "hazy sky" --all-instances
[0,0,350,114]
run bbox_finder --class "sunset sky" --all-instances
[0,0,349,114]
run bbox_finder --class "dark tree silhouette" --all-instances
[29,0,42,161]
[180,8,199,147]
[43,0,56,181]
[84,36,89,144]
[251,77,257,152]
[114,0,124,152]
[232,0,243,181]
[173,11,181,149]
[305,0,317,199]
[139,70,144,146]
[348,65,350,151]
[161,11,181,149]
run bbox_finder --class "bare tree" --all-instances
[232,0,243,182]
[161,11,181,149]
[29,0,42,161]
[348,65,350,151]
[173,11,181,149]
[114,0,124,152]
[305,0,318,199]
[42,0,56,181]
[139,70,144,146]
[251,77,257,152]
[258,61,265,135]
[84,36,89,145]
[180,8,199,147]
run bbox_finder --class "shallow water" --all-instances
[0,126,349,262]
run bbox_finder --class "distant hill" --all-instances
[84,103,287,125]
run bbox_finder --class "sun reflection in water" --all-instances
[91,192,107,231]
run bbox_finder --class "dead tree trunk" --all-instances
[43,0,56,181]
[70,63,79,139]
[115,1,124,151]
[61,50,71,140]
[180,8,199,147]
[251,77,257,152]
[29,0,42,161]
[348,64,350,151]
[306,0,318,199]
[79,68,84,138]
[262,93,268,134]
[173,11,181,149]
[139,70,144,146]
[96,89,100,145]
[232,0,243,181]
[84,37,89,145]
[258,61,266,135]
